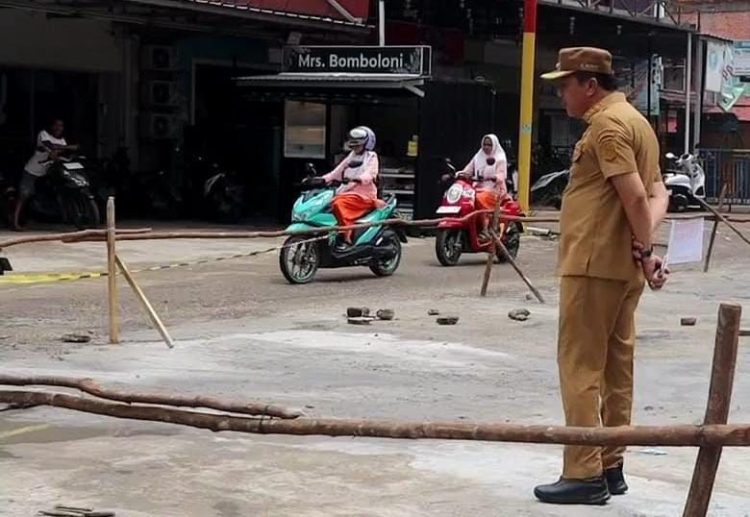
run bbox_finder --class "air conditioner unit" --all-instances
[142,113,181,140]
[142,45,180,71]
[143,80,181,107]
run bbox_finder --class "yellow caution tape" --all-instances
[0,236,325,286]
[0,424,51,440]
[0,271,106,285]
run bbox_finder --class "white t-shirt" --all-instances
[24,130,67,177]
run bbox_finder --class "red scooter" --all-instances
[434,159,524,266]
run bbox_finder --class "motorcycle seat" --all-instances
[355,200,391,224]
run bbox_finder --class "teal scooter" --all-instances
[279,164,407,284]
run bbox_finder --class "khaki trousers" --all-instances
[558,275,645,479]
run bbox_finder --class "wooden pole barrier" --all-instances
[696,196,750,247]
[703,184,728,273]
[0,228,151,251]
[0,374,302,419]
[59,213,562,244]
[106,197,119,344]
[683,303,743,516]
[115,255,175,349]
[3,388,750,446]
[2,214,750,251]
[488,230,545,303]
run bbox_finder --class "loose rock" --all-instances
[436,316,459,325]
[508,308,531,322]
[376,309,395,321]
[347,317,373,326]
[427,309,441,316]
[681,317,697,327]
[347,307,370,318]
[61,333,91,344]
[739,329,750,337]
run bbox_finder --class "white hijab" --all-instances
[342,149,377,180]
[471,134,507,182]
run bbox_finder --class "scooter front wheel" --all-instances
[435,229,463,266]
[279,235,320,284]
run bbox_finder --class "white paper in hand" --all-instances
[666,218,705,265]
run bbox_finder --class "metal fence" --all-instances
[699,149,750,206]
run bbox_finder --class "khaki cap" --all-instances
[540,47,614,81]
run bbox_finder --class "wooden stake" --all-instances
[480,246,495,298]
[480,196,511,297]
[492,231,545,303]
[106,197,119,344]
[703,184,728,272]
[696,196,750,247]
[683,303,742,517]
[115,255,175,349]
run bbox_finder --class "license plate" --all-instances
[436,206,461,214]
[63,162,84,170]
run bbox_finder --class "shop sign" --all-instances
[282,46,432,76]
[734,41,750,77]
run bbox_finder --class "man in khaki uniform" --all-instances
[534,47,669,505]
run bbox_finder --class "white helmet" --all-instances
[347,126,376,151]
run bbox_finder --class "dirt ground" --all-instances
[1,216,750,516]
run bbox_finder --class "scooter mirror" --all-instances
[665,152,676,159]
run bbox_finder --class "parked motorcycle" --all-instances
[0,171,17,227]
[203,167,245,223]
[434,159,525,266]
[530,169,570,210]
[663,152,705,212]
[25,154,100,229]
[279,163,407,284]
[189,155,246,223]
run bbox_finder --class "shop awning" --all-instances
[0,0,369,32]
[706,105,750,122]
[126,0,369,27]
[236,73,427,97]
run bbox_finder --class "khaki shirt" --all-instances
[558,92,661,282]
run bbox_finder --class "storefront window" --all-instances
[284,100,326,159]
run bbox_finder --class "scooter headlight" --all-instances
[446,184,463,204]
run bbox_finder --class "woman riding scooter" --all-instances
[457,134,509,241]
[323,126,381,249]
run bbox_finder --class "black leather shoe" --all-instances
[534,476,610,505]
[605,465,628,495]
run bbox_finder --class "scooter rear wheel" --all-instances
[66,194,100,230]
[435,229,463,266]
[369,229,402,277]
[497,223,521,263]
[279,235,320,284]
[668,195,688,213]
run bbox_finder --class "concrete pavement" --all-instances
[1,220,750,516]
